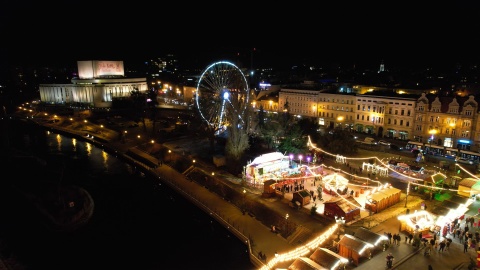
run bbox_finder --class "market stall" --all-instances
[458,178,480,198]
[353,227,389,249]
[337,234,374,266]
[322,173,349,196]
[398,210,436,234]
[365,187,401,213]
[288,257,324,270]
[292,190,311,207]
[309,248,348,270]
[323,197,361,222]
[244,152,290,185]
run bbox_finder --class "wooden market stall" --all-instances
[457,178,480,198]
[309,248,348,270]
[352,227,389,250]
[323,196,361,222]
[288,257,324,270]
[292,190,311,207]
[337,234,374,266]
[262,179,277,198]
[365,187,401,214]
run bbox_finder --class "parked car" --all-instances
[456,157,474,165]
[378,140,391,146]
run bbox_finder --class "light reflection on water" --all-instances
[5,127,255,270]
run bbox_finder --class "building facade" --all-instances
[39,61,148,108]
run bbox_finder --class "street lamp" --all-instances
[299,155,303,166]
[337,116,344,129]
[404,181,411,207]
[428,129,437,153]
[168,149,172,162]
[307,156,311,166]
[450,122,456,148]
[285,213,289,234]
[243,189,246,214]
[289,154,294,167]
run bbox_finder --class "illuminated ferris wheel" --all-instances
[195,61,250,134]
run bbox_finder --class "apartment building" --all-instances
[414,93,479,154]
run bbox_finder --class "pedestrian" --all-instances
[408,233,413,244]
[464,241,469,253]
[439,240,446,252]
[428,265,433,270]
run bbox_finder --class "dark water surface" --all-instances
[0,124,255,270]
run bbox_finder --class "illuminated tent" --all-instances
[322,173,349,194]
[398,210,436,234]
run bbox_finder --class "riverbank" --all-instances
[6,109,431,269]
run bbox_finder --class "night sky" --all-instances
[2,1,480,70]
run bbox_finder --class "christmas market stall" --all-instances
[457,178,480,198]
[309,247,349,270]
[337,234,374,266]
[244,152,290,185]
[292,190,311,207]
[323,196,361,222]
[364,186,401,214]
[322,173,349,196]
[398,210,436,235]
[288,257,324,270]
[352,227,389,251]
[432,199,470,237]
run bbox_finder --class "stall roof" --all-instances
[459,178,480,188]
[324,197,362,213]
[310,248,348,269]
[338,234,374,254]
[353,227,388,247]
[431,173,447,183]
[288,257,326,270]
[368,187,401,202]
[379,187,402,196]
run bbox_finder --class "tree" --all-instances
[277,125,308,154]
[317,128,357,155]
[257,105,265,129]
[130,87,147,131]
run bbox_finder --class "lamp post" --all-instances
[299,155,303,166]
[243,189,246,214]
[289,154,293,168]
[428,129,437,154]
[168,149,172,162]
[450,122,456,149]
[337,116,344,129]
[404,181,411,207]
[285,213,289,234]
[307,156,311,166]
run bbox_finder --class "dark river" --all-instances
[0,119,255,270]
